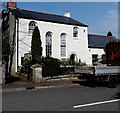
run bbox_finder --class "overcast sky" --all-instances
[2,2,119,37]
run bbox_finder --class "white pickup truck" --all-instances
[74,66,120,88]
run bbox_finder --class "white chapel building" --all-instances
[5,2,117,72]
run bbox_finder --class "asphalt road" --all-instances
[2,84,120,112]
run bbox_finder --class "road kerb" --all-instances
[2,83,80,92]
[2,88,26,93]
[35,84,80,90]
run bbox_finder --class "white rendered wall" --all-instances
[15,18,92,71]
[89,48,105,64]
[90,48,105,56]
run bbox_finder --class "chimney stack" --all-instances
[7,0,17,9]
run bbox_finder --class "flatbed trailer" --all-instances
[74,66,120,88]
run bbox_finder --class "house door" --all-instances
[70,54,77,64]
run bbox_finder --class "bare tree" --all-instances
[2,9,16,76]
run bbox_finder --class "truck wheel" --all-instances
[108,76,118,88]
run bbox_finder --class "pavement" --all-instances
[1,76,80,92]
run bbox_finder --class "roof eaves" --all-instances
[88,46,104,49]
[88,34,116,38]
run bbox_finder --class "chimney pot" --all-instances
[64,11,70,17]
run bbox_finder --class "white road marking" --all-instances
[74,99,120,109]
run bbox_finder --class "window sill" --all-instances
[73,37,79,40]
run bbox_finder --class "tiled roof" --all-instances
[88,34,118,48]
[10,8,88,27]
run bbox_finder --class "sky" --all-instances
[2,2,119,37]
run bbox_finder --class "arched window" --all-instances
[73,27,78,37]
[46,32,52,57]
[29,21,37,34]
[60,33,66,57]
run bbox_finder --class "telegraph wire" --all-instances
[19,47,29,52]
[19,40,31,48]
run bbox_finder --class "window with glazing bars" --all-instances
[29,21,37,34]
[60,33,66,57]
[73,27,78,37]
[46,32,52,57]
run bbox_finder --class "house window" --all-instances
[60,33,66,57]
[102,54,106,61]
[101,54,107,64]
[29,21,37,34]
[92,54,98,64]
[73,27,78,37]
[46,32,52,57]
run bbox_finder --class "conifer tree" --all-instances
[31,26,42,64]
[107,31,112,36]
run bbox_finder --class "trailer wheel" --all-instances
[108,76,118,88]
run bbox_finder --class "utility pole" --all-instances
[16,19,19,72]
[0,30,1,67]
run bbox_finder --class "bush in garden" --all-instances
[60,58,86,66]
[59,58,86,75]
[41,57,61,77]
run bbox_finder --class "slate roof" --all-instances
[88,34,118,48]
[10,8,88,27]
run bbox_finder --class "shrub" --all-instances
[60,58,86,66]
[41,57,61,77]
[21,58,32,67]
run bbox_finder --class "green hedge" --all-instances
[41,57,61,77]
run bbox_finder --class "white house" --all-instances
[5,2,117,73]
[88,34,117,64]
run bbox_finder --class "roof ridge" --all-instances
[88,34,114,37]
[10,8,88,27]
[14,8,70,18]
